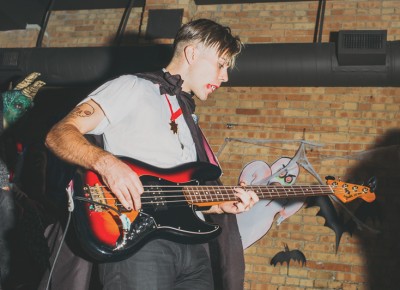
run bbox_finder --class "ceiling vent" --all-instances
[337,30,387,66]
[0,50,19,68]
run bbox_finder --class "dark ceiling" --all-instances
[0,0,143,31]
[0,0,311,31]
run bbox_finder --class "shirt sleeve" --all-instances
[81,75,139,134]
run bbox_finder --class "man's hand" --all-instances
[95,155,144,211]
[205,182,259,214]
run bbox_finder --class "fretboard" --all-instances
[183,185,333,204]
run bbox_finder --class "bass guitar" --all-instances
[72,156,375,262]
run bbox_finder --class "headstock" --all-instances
[325,177,376,203]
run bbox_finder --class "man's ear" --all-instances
[183,45,196,65]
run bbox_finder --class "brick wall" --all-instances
[199,85,400,289]
[1,0,400,289]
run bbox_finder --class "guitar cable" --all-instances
[73,196,123,215]
[45,184,74,290]
[44,208,72,290]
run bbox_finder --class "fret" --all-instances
[194,187,200,203]
[198,186,204,203]
[267,186,281,199]
[220,186,227,202]
[227,186,237,201]
[184,186,191,203]
[208,187,217,202]
[202,186,209,202]
[217,186,224,202]
[213,187,220,202]
[306,186,314,196]
[301,186,309,197]
[200,186,209,202]
[281,186,290,197]
[186,186,197,203]
[290,186,301,197]
[251,186,261,198]
[192,186,197,203]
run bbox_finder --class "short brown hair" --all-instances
[173,19,243,68]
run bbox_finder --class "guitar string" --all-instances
[83,185,365,207]
[86,186,359,195]
[88,184,355,191]
[87,186,343,198]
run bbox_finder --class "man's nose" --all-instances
[220,68,229,82]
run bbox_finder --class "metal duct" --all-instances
[0,45,173,88]
[229,41,400,86]
[0,41,399,87]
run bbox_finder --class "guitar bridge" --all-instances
[84,185,107,212]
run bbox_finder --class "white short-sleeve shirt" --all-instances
[82,75,197,168]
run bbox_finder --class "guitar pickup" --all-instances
[145,185,168,211]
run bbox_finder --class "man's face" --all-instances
[184,44,230,101]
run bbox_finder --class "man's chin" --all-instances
[195,93,209,101]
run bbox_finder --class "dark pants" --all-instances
[99,239,213,290]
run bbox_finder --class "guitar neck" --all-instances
[183,184,333,206]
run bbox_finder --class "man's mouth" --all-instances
[207,84,219,92]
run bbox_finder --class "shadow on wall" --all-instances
[344,128,400,290]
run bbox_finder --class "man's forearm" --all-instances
[45,121,114,173]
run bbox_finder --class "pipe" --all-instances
[114,0,137,46]
[0,42,399,87]
[36,0,56,48]
[229,42,400,86]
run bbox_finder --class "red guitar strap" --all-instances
[200,128,222,170]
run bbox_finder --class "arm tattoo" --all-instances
[71,103,95,118]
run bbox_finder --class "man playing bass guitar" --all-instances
[45,19,259,290]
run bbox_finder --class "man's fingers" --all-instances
[128,184,142,211]
[235,200,246,212]
[113,187,133,210]
[128,173,144,210]
[110,184,142,211]
[233,187,259,211]
[248,190,259,203]
[119,176,144,211]
[102,165,144,211]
